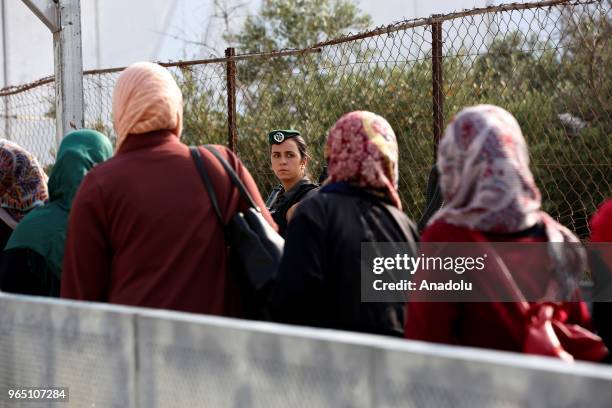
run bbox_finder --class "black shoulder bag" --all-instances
[190,145,284,318]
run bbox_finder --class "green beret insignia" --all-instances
[268,129,301,145]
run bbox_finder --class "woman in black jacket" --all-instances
[268,111,418,337]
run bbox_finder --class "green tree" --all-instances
[235,0,371,52]
[177,66,228,146]
[444,10,611,237]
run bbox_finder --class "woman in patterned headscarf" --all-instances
[0,140,48,220]
[268,111,418,337]
[0,140,48,259]
[405,105,606,362]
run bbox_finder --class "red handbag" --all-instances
[471,235,609,362]
[523,302,608,362]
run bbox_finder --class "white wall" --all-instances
[0,0,175,87]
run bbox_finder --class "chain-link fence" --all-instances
[0,77,56,171]
[0,0,609,237]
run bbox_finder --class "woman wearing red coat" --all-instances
[590,199,612,359]
[405,104,606,361]
[61,62,275,317]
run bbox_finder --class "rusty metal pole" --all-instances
[431,19,444,160]
[225,47,237,151]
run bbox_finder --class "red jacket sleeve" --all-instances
[61,173,112,301]
[405,302,459,343]
[590,199,612,243]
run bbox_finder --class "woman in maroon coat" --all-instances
[61,62,276,317]
[405,105,606,361]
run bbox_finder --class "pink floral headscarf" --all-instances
[0,139,48,221]
[430,104,579,244]
[326,111,401,208]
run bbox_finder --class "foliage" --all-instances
[234,0,372,51]
[177,66,228,146]
[177,1,611,236]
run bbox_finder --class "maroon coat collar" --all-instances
[115,130,179,154]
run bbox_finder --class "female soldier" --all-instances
[266,129,318,237]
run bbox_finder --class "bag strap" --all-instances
[203,145,259,210]
[0,207,18,230]
[417,164,444,232]
[381,203,419,243]
[189,146,223,224]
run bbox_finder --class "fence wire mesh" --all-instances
[440,0,611,237]
[83,71,119,143]
[0,0,609,237]
[0,79,56,169]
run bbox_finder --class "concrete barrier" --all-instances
[1,293,611,407]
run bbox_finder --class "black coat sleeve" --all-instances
[0,248,59,297]
[267,199,328,326]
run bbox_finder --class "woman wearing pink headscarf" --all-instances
[268,111,418,336]
[61,62,275,316]
[405,105,606,361]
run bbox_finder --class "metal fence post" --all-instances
[54,0,84,147]
[431,18,444,160]
[23,0,84,149]
[225,47,237,151]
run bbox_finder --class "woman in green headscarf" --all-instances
[0,129,113,296]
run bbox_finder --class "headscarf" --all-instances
[112,62,183,151]
[325,111,401,208]
[0,139,48,221]
[430,104,577,239]
[5,129,113,279]
[430,105,585,295]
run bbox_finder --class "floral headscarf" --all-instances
[325,111,401,208]
[0,139,48,221]
[430,105,586,298]
[430,104,579,243]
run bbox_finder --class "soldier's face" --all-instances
[271,139,305,183]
